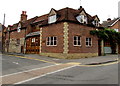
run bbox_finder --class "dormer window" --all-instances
[93,20,99,27]
[48,15,57,24]
[76,15,87,24]
[17,23,21,32]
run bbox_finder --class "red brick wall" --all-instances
[109,20,120,32]
[10,29,25,39]
[68,22,98,53]
[41,22,64,53]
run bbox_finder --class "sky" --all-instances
[0,0,119,26]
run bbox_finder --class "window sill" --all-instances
[73,45,82,47]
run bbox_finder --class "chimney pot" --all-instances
[107,18,111,22]
[21,11,27,22]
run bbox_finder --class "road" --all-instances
[1,54,119,85]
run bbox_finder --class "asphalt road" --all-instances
[2,54,54,75]
[21,63,118,84]
[1,54,119,85]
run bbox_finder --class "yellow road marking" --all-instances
[6,54,58,64]
[66,62,81,65]
[3,54,120,67]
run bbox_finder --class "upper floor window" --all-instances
[46,36,57,46]
[76,15,87,24]
[73,36,81,46]
[93,20,99,27]
[86,38,92,47]
[48,15,57,24]
[17,23,21,32]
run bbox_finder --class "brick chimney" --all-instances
[20,11,27,22]
[107,18,111,22]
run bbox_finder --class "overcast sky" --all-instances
[0,0,119,26]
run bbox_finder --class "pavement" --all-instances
[2,52,119,65]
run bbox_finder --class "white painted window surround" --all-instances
[46,36,57,46]
[93,20,99,27]
[76,15,87,24]
[73,36,81,46]
[86,38,92,47]
[48,15,57,24]
[17,23,21,32]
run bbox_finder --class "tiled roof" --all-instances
[7,6,99,31]
[102,17,120,28]
[33,7,98,27]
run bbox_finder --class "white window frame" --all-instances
[17,23,21,32]
[73,36,81,46]
[86,38,92,47]
[76,15,87,24]
[46,36,57,46]
[32,38,35,43]
[48,15,57,24]
[93,20,99,27]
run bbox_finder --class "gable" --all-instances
[80,10,87,16]
[49,8,57,16]
[94,17,99,21]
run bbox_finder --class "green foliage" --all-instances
[90,28,120,54]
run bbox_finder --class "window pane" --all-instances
[74,36,76,40]
[86,42,88,46]
[78,36,80,40]
[47,37,49,41]
[51,41,53,45]
[54,41,57,45]
[78,41,80,45]
[86,38,88,41]
[54,37,56,40]
[48,15,56,24]
[51,37,53,41]
[74,41,77,45]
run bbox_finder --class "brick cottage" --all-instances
[3,6,102,59]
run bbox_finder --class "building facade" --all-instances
[4,6,101,58]
[102,18,120,54]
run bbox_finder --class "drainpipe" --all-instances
[23,28,26,54]
[101,40,104,56]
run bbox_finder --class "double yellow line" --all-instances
[2,54,119,67]
[4,54,58,64]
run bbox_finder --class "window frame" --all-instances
[76,15,87,24]
[46,36,57,46]
[31,38,35,43]
[93,20,99,27]
[86,38,92,47]
[48,15,57,24]
[73,36,81,46]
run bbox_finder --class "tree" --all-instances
[90,28,120,54]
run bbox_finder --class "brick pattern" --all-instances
[68,22,98,54]
[41,22,64,53]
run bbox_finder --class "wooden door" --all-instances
[26,36,40,54]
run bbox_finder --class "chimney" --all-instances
[107,18,111,22]
[20,11,27,22]
[78,6,82,10]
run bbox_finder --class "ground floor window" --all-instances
[46,36,57,46]
[73,36,81,46]
[86,38,92,47]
